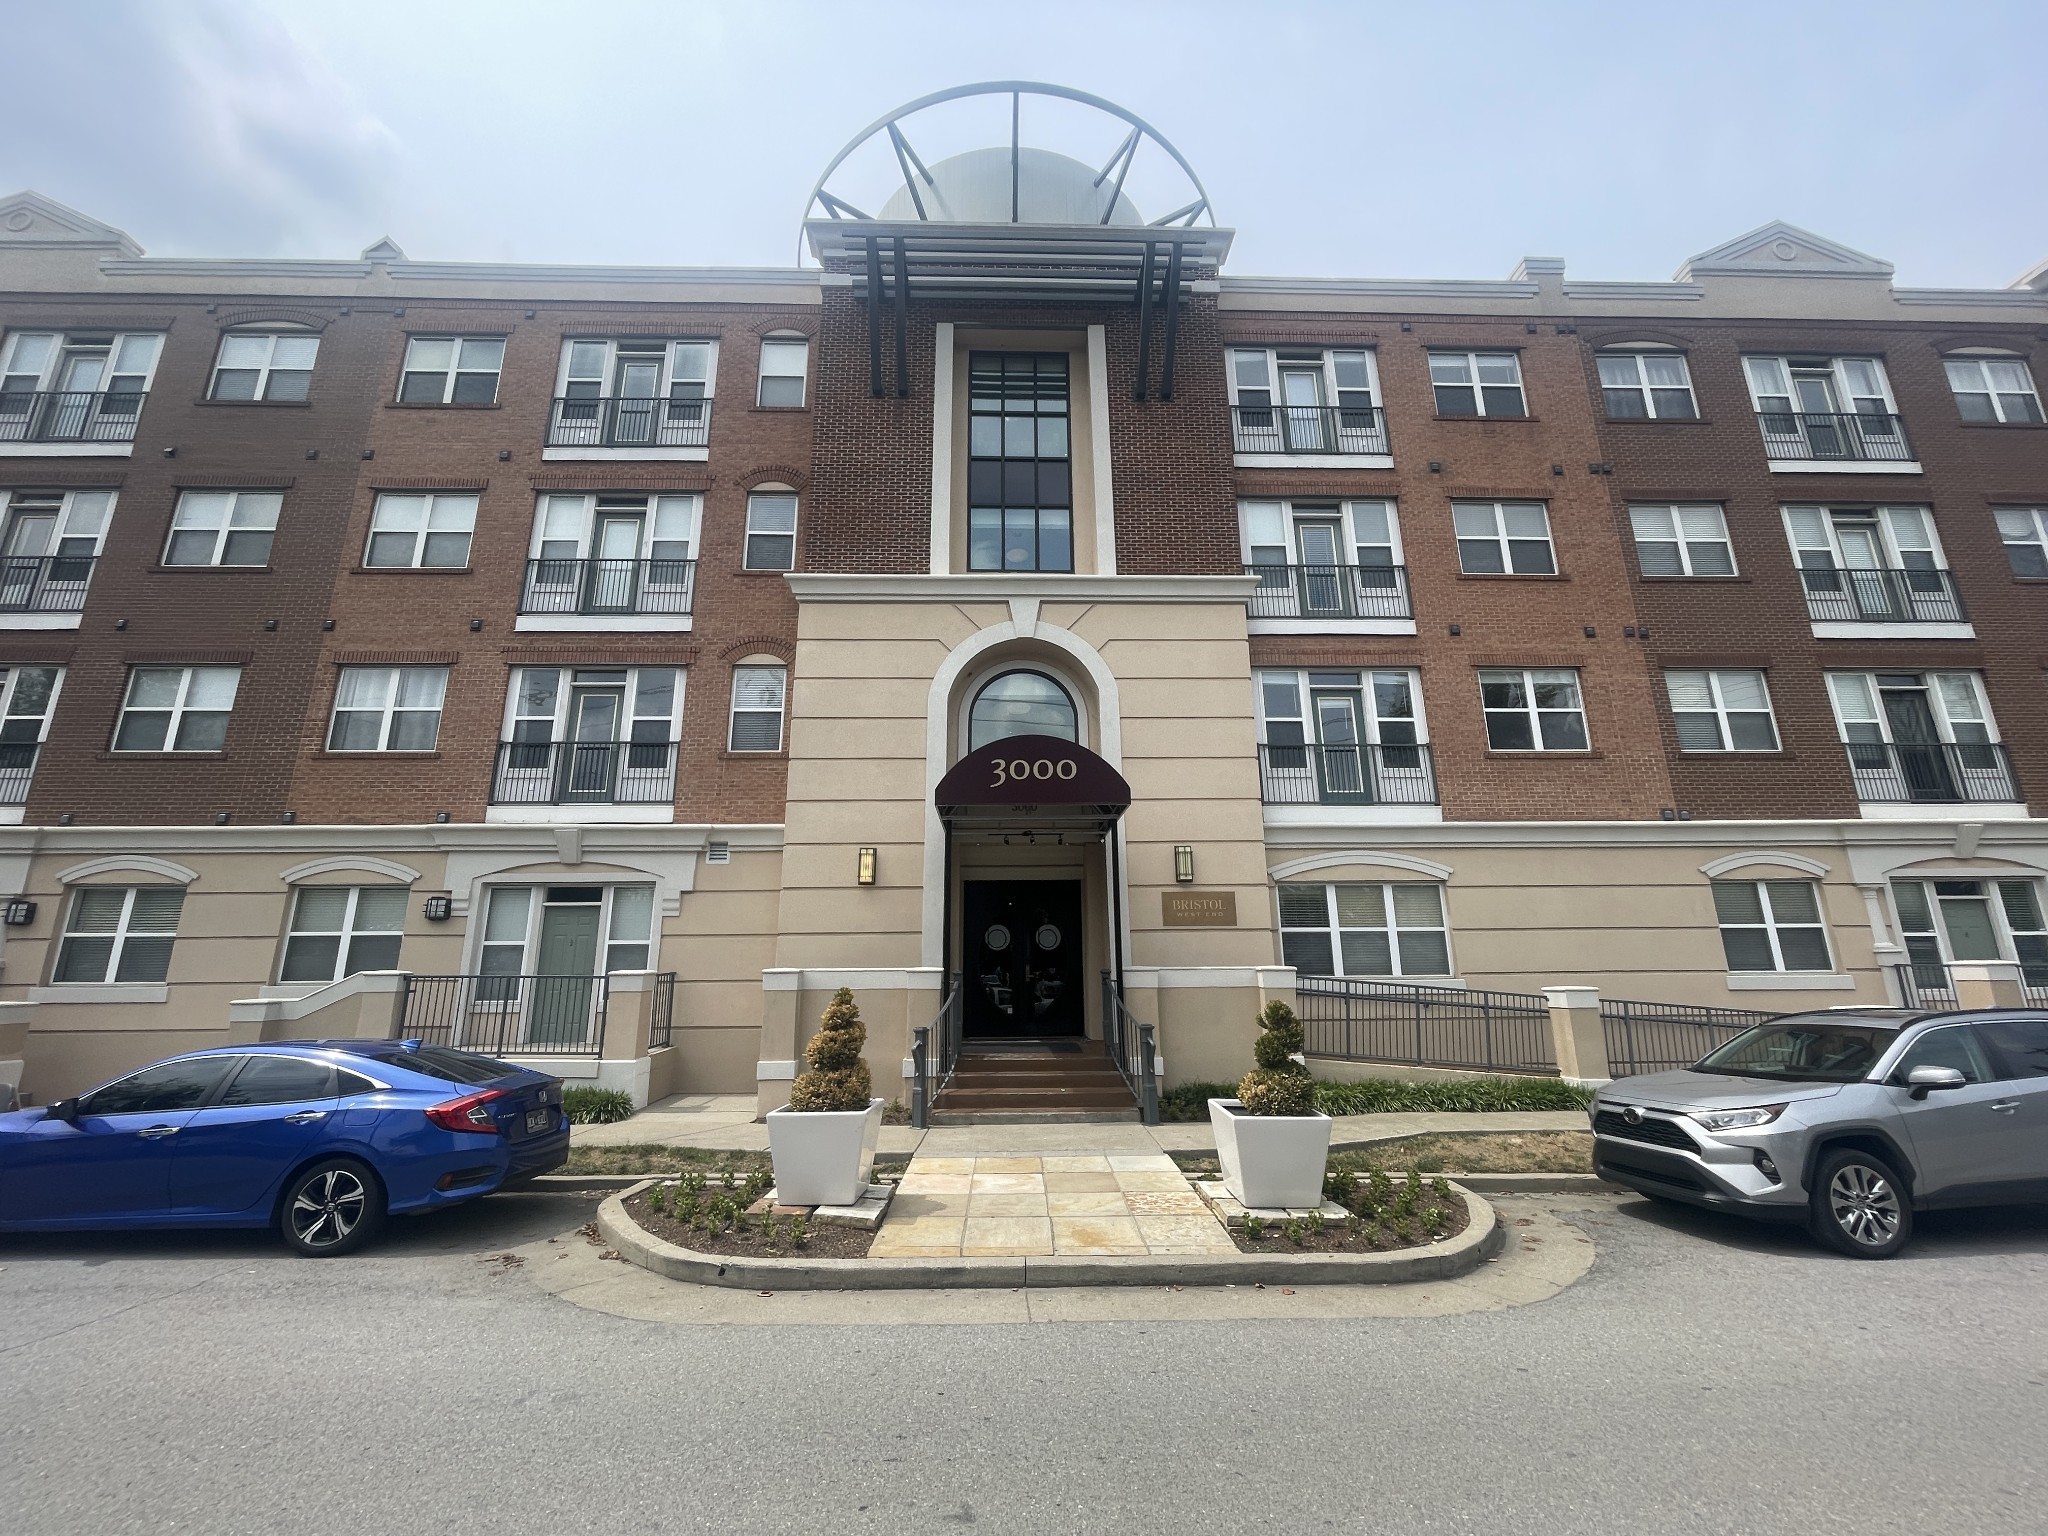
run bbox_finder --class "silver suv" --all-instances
[1591,1008,2048,1258]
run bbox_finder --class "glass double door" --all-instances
[963,881,1084,1038]
[1877,679,1958,801]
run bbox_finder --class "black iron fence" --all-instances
[0,555,96,613]
[909,977,963,1129]
[1100,973,1161,1123]
[546,395,711,449]
[1893,960,2048,1010]
[1258,742,1438,806]
[1232,403,1389,456]
[1600,996,1773,1077]
[490,739,677,805]
[1800,566,1965,625]
[649,972,676,1049]
[1295,975,1557,1075]
[400,973,613,1056]
[1245,562,1412,620]
[0,742,37,805]
[0,389,147,444]
[1755,409,1913,462]
[519,557,696,615]
[1845,741,2018,804]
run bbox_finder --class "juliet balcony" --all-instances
[0,390,145,456]
[1258,742,1439,808]
[489,739,678,818]
[1231,403,1390,463]
[1845,741,2019,806]
[543,395,712,461]
[1245,562,1411,622]
[1800,566,1968,637]
[519,557,697,618]
[1756,409,1916,469]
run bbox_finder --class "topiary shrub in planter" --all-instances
[766,987,885,1206]
[1208,1000,1332,1209]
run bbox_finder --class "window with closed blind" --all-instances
[53,886,186,984]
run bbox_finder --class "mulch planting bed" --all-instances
[1221,1171,1472,1255]
[621,1184,876,1260]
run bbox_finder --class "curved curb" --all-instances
[596,1179,1505,1291]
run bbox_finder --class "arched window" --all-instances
[969,670,1076,751]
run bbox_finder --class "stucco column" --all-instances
[1542,986,1611,1084]
[1948,962,2024,1010]
[601,970,658,1062]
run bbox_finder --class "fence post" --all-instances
[1138,1023,1159,1126]
[1542,986,1611,1083]
[1948,961,2025,1010]
[910,1026,930,1130]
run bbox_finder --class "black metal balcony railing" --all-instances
[1801,566,1965,625]
[0,742,38,805]
[1846,741,2019,804]
[1258,742,1438,806]
[1232,403,1389,456]
[490,739,677,806]
[0,389,147,445]
[519,557,696,616]
[1245,563,1412,620]
[545,395,711,449]
[0,554,96,613]
[1755,409,1913,462]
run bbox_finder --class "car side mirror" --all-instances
[1904,1065,1966,1100]
[46,1097,80,1124]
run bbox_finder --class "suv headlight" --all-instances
[1688,1103,1788,1133]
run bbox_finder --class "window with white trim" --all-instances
[1598,349,1697,419]
[757,336,809,407]
[210,331,319,402]
[1478,668,1588,751]
[556,339,715,409]
[743,490,798,571]
[1826,670,1999,749]
[1712,880,1832,972]
[399,336,505,405]
[0,329,162,430]
[1276,881,1452,978]
[529,494,698,571]
[1664,669,1778,751]
[365,492,477,569]
[163,489,282,567]
[1993,506,2048,577]
[1893,878,2048,984]
[1428,351,1525,417]
[53,885,185,983]
[1453,501,1554,574]
[1943,355,2043,425]
[1257,669,1426,751]
[729,665,786,752]
[0,664,61,798]
[328,666,447,751]
[1744,355,1896,418]
[476,883,655,992]
[1628,504,1734,576]
[1782,504,1945,576]
[113,666,240,752]
[1226,347,1383,452]
[0,488,114,580]
[1240,499,1401,570]
[280,886,406,982]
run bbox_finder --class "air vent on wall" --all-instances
[705,841,730,865]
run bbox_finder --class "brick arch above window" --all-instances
[738,466,808,494]
[717,636,793,663]
[746,317,818,338]
[214,309,331,333]
[1924,335,2039,360]
[1578,327,1693,351]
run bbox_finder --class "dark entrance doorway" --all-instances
[962,880,1083,1037]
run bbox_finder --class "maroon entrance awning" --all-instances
[935,734,1131,820]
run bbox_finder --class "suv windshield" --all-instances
[1695,1020,1901,1082]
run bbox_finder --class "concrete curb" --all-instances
[1450,1172,1614,1194]
[596,1178,1506,1290]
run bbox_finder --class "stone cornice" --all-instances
[784,573,1259,603]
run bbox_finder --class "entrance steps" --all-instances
[929,1039,1139,1124]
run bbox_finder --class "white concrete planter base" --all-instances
[766,1097,885,1207]
[1209,1097,1333,1210]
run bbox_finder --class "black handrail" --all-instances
[1232,402,1388,455]
[650,972,676,1049]
[0,389,147,444]
[1258,742,1438,806]
[519,557,696,615]
[1244,562,1411,620]
[1844,741,2018,804]
[1599,996,1773,1077]
[909,975,963,1130]
[398,972,616,1056]
[490,739,677,805]
[0,742,38,806]
[1100,972,1159,1124]
[1755,409,1913,461]
[0,555,96,613]
[1294,975,1556,1075]
[546,394,711,448]
[1800,566,1965,624]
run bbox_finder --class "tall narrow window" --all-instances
[280,886,406,982]
[968,352,1072,571]
[757,336,809,407]
[53,886,186,983]
[742,491,798,571]
[729,666,787,752]
[0,663,59,802]
[210,332,319,401]
[163,490,282,567]
[113,666,240,752]
[1713,880,1832,972]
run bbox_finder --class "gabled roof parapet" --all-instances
[1677,220,1892,281]
[0,190,143,257]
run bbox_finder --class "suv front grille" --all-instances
[1594,1109,1698,1151]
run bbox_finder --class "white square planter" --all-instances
[766,1097,885,1207]
[1209,1097,1332,1210]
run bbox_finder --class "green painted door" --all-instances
[529,904,601,1044]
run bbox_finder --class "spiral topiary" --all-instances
[1236,999,1316,1117]
[788,986,874,1112]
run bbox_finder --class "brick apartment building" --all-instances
[0,84,2043,1108]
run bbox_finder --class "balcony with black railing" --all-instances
[1756,409,1914,463]
[0,742,40,805]
[519,557,696,616]
[1258,742,1438,807]
[1800,566,1965,625]
[0,389,147,447]
[1845,740,2019,804]
[490,739,677,806]
[545,395,711,450]
[1245,562,1411,621]
[0,554,95,614]
[1231,403,1389,457]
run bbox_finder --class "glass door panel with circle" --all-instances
[961,880,1084,1037]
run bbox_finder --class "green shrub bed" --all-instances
[560,1087,636,1124]
[1160,1075,1593,1122]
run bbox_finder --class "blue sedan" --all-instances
[0,1041,570,1255]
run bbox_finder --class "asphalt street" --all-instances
[0,1187,2042,1535]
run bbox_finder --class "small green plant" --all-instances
[1282,1218,1307,1247]
[1243,1215,1268,1241]
[743,1170,774,1205]
[788,987,874,1112]
[1236,1000,1316,1117]
[1307,1210,1325,1237]
[561,1086,635,1124]
[788,1213,809,1248]
[1421,1206,1445,1236]
[680,1171,706,1195]
[1323,1169,1353,1205]
[1368,1169,1394,1212]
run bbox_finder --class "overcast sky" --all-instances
[4,0,2044,288]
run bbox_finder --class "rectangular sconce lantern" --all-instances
[422,896,453,922]
[1174,845,1195,884]
[3,898,36,927]
[856,846,878,886]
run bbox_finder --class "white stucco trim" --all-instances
[1859,802,2030,821]
[512,615,692,633]
[760,967,944,992]
[1811,621,1973,641]
[1726,972,1856,991]
[0,614,84,630]
[1232,453,1394,471]
[539,446,709,462]
[788,573,1257,603]
[276,856,423,886]
[1697,851,1831,879]
[1768,459,1922,475]
[1248,618,1418,637]
[1267,850,1455,882]
[55,855,199,885]
[928,320,955,574]
[1122,965,1297,989]
[1087,323,1116,575]
[485,805,677,824]
[28,984,169,1004]
[1263,805,1444,828]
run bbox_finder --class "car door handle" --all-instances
[137,1125,180,1139]
[282,1111,328,1124]
[1989,1100,2020,1114]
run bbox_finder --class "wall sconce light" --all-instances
[4,898,37,927]
[422,896,453,922]
[856,846,878,886]
[1174,845,1195,884]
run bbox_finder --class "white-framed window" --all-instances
[279,886,406,982]
[1453,500,1554,574]
[496,665,683,804]
[1827,670,1998,749]
[529,493,699,569]
[163,489,282,567]
[327,666,447,751]
[364,492,478,569]
[475,883,656,986]
[1257,668,1426,750]
[0,663,61,798]
[729,665,786,752]
[1226,347,1383,452]
[0,488,115,581]
[1428,351,1525,417]
[398,336,505,405]
[1597,348,1697,419]
[1276,881,1452,978]
[1628,504,1734,577]
[1665,669,1779,751]
[1744,355,1896,418]
[52,885,185,983]
[743,489,798,571]
[209,331,319,402]
[556,338,716,406]
[757,335,809,408]
[113,666,240,753]
[1993,506,2048,577]
[1893,878,2048,982]
[0,330,162,437]
[1713,880,1832,972]
[1239,498,1401,571]
[1478,668,1588,751]
[1943,355,2043,425]
[1782,504,1945,574]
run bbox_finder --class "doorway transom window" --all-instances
[968,670,1077,751]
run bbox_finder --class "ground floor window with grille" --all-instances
[1712,880,1832,972]
[1892,878,2048,985]
[279,886,406,983]
[1277,881,1451,978]
[53,885,186,983]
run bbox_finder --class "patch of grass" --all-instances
[1158,1075,1593,1122]
[561,1087,636,1124]
[1169,1131,1592,1179]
